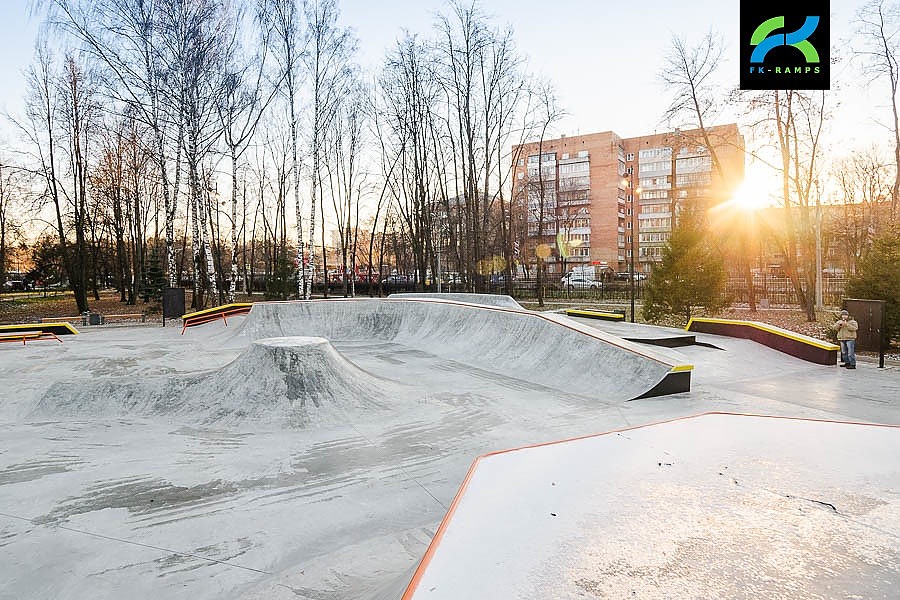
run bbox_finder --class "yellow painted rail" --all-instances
[181,303,253,333]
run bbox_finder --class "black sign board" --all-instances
[843,299,886,367]
[163,287,186,322]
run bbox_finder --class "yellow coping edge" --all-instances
[670,364,694,373]
[0,322,79,335]
[182,302,253,320]
[686,317,839,351]
[565,309,625,320]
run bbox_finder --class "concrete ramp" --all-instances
[33,336,398,427]
[389,292,524,309]
[232,298,691,400]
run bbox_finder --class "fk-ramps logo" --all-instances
[740,2,830,90]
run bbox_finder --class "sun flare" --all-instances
[729,174,775,211]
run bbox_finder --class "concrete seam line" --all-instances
[0,511,272,576]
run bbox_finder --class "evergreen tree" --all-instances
[265,246,296,300]
[141,249,166,303]
[847,227,900,341]
[642,208,727,324]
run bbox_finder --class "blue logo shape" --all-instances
[750,16,820,64]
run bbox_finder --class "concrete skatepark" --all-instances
[1,296,897,598]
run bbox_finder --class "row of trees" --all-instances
[0,0,564,312]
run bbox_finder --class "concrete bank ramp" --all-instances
[232,298,691,400]
[388,292,523,309]
[33,337,398,427]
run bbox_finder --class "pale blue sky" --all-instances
[0,0,888,181]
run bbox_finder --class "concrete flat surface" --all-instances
[565,314,698,346]
[407,414,899,599]
[1,299,897,599]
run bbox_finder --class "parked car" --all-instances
[615,271,646,281]
[381,274,412,286]
[561,273,601,290]
[2,279,31,292]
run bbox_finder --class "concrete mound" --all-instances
[33,337,397,427]
[231,299,688,401]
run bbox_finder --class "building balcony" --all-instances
[558,198,591,207]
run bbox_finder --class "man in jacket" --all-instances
[833,309,859,369]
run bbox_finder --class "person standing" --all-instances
[833,309,859,369]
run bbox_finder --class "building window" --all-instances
[676,172,712,186]
[639,147,672,161]
[639,232,671,243]
[518,159,524,166]
[559,161,590,175]
[577,150,589,158]
[626,152,634,161]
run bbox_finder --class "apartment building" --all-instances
[512,124,745,276]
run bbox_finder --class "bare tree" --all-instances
[832,147,892,271]
[43,0,187,289]
[217,8,277,302]
[380,34,442,290]
[302,0,355,299]
[855,0,900,220]
[0,161,25,290]
[743,90,828,321]
[323,75,366,296]
[521,80,564,308]
[659,30,727,182]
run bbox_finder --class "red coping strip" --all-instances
[0,331,62,345]
[400,411,899,599]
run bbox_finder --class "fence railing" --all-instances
[725,277,847,308]
[304,276,847,309]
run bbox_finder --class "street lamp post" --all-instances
[623,172,639,323]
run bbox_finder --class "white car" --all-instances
[561,273,601,290]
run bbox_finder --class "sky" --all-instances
[0,0,891,205]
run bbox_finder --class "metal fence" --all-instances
[316,276,847,309]
[486,279,644,302]
[725,277,847,308]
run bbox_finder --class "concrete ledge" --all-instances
[686,317,838,365]
[564,308,625,321]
